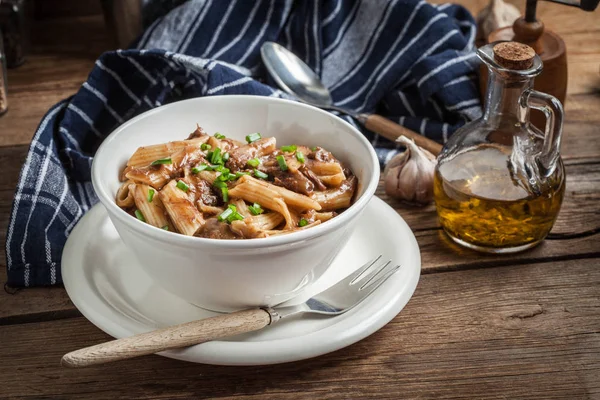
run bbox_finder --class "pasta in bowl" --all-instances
[117,126,357,239]
[91,95,379,311]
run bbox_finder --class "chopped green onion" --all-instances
[147,188,155,203]
[218,208,234,222]
[213,180,227,189]
[201,143,211,151]
[151,158,172,166]
[276,155,288,171]
[210,148,222,164]
[228,211,244,222]
[281,145,297,153]
[245,132,262,143]
[254,169,268,180]
[222,152,230,162]
[176,180,189,192]
[214,132,226,139]
[192,164,209,174]
[213,180,229,201]
[247,158,260,168]
[296,151,305,163]
[135,210,146,222]
[162,225,169,231]
[248,202,264,216]
[218,169,231,181]
[221,186,229,202]
[310,146,317,151]
[218,205,245,223]
[298,218,308,227]
[235,171,250,179]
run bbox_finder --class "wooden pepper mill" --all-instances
[479,0,599,129]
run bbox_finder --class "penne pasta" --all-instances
[229,180,294,228]
[207,136,225,152]
[198,203,224,215]
[125,166,173,189]
[132,184,171,229]
[308,161,343,176]
[252,212,286,230]
[127,137,208,167]
[124,145,207,190]
[318,172,346,188]
[314,211,336,222]
[233,175,322,211]
[171,145,206,169]
[310,176,356,211]
[160,180,205,236]
[262,220,322,237]
[120,166,133,182]
[197,170,218,185]
[116,180,136,208]
[230,212,285,238]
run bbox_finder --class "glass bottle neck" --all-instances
[483,70,533,125]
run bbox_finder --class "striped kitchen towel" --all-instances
[6,0,481,287]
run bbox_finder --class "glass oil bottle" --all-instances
[434,42,565,253]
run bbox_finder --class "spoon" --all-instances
[260,42,442,155]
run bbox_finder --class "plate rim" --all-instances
[62,196,421,365]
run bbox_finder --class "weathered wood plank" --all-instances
[0,15,109,146]
[0,258,598,399]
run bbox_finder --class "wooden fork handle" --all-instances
[61,308,271,368]
[357,113,443,156]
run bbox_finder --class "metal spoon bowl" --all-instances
[260,42,442,155]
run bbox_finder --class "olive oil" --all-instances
[433,146,565,252]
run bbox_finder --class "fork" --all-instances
[62,255,400,368]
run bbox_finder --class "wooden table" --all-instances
[1,2,599,399]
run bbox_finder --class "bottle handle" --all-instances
[520,89,564,173]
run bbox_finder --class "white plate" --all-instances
[62,196,421,366]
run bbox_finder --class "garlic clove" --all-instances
[383,136,437,206]
[383,151,408,177]
[398,156,421,202]
[384,164,402,199]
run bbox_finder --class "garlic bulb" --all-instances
[476,0,521,41]
[384,136,437,205]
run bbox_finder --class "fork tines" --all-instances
[349,255,401,291]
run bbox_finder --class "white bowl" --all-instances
[92,95,379,312]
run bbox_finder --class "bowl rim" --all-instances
[91,95,380,249]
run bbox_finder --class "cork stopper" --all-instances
[493,42,536,70]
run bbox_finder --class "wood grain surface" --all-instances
[1,259,598,399]
[0,0,598,399]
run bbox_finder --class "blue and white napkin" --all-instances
[6,0,481,287]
